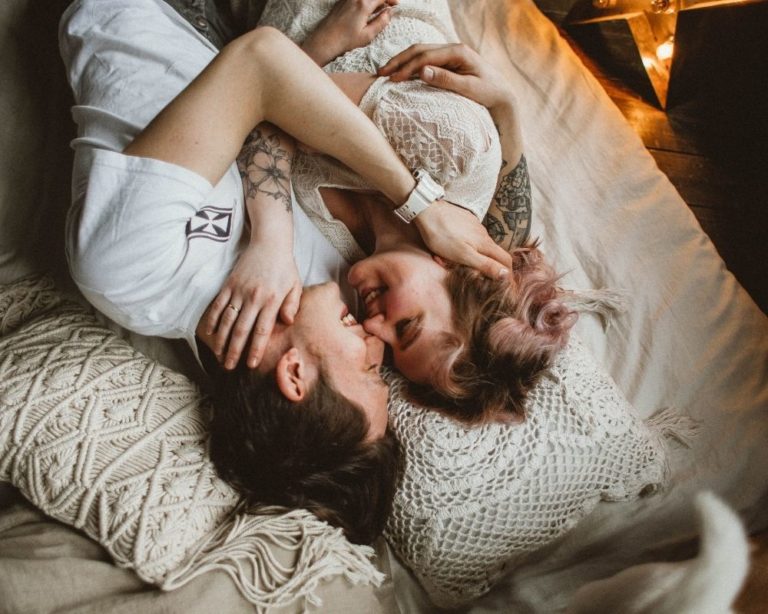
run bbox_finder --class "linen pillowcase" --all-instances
[384,335,672,608]
[0,275,382,611]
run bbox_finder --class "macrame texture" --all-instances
[0,276,382,612]
[383,335,673,608]
[259,0,501,260]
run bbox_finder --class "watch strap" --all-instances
[393,170,445,223]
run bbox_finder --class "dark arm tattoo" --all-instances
[236,125,293,213]
[484,154,532,250]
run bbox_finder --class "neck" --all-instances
[321,187,424,255]
[361,194,423,254]
[319,187,376,253]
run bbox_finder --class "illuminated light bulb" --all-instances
[656,38,675,61]
[650,0,671,12]
[642,55,655,69]
[592,0,617,8]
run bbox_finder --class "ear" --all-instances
[274,347,315,402]
[432,254,450,268]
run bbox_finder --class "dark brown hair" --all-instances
[409,241,577,424]
[209,363,400,545]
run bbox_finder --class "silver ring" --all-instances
[228,304,241,314]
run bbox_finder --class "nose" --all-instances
[347,260,366,287]
[365,333,385,364]
[363,313,394,344]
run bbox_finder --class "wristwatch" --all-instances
[393,170,445,223]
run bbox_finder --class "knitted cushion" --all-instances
[383,336,671,607]
[0,276,382,611]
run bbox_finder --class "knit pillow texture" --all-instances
[0,275,382,611]
[383,335,670,608]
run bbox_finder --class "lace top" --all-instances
[260,0,502,261]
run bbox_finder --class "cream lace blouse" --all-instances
[259,0,502,262]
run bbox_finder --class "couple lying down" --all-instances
[63,0,575,546]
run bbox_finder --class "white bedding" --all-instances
[0,0,765,612]
[384,1,767,611]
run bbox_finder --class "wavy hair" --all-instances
[409,240,577,424]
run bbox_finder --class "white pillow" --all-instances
[0,276,382,610]
[384,335,670,607]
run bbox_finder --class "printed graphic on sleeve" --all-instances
[185,206,232,242]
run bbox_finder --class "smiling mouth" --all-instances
[340,309,358,327]
[362,287,386,306]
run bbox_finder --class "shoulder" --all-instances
[61,0,216,102]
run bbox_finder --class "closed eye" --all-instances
[396,315,423,351]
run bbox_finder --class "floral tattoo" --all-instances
[484,154,532,249]
[237,126,293,212]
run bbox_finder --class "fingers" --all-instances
[217,284,300,369]
[452,233,514,280]
[363,4,392,37]
[362,0,398,13]
[466,233,514,279]
[377,44,443,78]
[279,284,302,325]
[468,250,512,280]
[378,44,432,75]
[245,303,279,369]
[418,65,470,96]
[219,300,257,369]
[213,299,243,362]
[205,289,232,336]
[480,239,515,271]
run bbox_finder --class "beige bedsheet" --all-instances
[0,0,765,612]
[388,1,768,612]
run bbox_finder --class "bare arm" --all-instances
[124,28,512,278]
[124,27,416,206]
[196,123,302,369]
[380,43,533,251]
[483,101,532,250]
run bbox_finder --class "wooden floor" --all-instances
[534,0,768,313]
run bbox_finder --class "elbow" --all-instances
[225,26,291,61]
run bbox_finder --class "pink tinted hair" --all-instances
[409,240,577,424]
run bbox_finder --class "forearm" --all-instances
[484,98,532,250]
[237,123,295,246]
[124,27,415,207]
[490,97,524,171]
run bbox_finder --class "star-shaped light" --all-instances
[565,0,761,107]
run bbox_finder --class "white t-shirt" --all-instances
[60,0,358,350]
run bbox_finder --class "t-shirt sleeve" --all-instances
[69,149,235,341]
[60,0,217,134]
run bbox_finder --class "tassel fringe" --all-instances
[161,507,384,612]
[645,406,700,449]
[641,407,700,495]
[563,288,630,330]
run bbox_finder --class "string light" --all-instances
[656,37,675,61]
